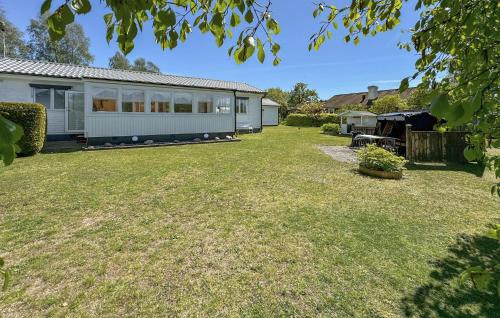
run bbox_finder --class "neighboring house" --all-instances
[338,110,377,134]
[261,98,280,126]
[0,58,264,145]
[325,85,415,113]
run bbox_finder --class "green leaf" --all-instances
[40,0,52,15]
[72,0,91,14]
[463,147,482,162]
[230,12,241,27]
[399,78,409,93]
[257,39,265,63]
[430,93,450,119]
[103,13,113,26]
[244,10,253,23]
[2,269,11,291]
[266,19,280,35]
[271,43,280,55]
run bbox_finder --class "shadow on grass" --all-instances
[401,234,500,317]
[41,141,84,154]
[405,162,486,178]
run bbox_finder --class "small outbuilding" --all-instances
[338,110,377,134]
[262,98,280,126]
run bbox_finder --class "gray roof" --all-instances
[339,110,377,117]
[0,58,264,94]
[262,98,280,107]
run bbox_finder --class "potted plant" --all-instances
[357,144,406,179]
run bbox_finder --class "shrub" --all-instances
[0,102,46,155]
[285,113,339,127]
[320,123,340,135]
[357,144,406,172]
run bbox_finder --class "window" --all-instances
[54,89,66,109]
[34,88,50,109]
[151,92,171,113]
[236,98,248,114]
[174,93,192,113]
[216,96,231,114]
[198,94,213,113]
[122,90,145,112]
[92,88,118,112]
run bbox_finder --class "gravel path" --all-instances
[317,145,358,163]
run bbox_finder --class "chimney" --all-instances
[367,85,378,100]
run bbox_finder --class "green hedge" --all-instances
[0,102,46,155]
[320,123,340,135]
[284,113,340,127]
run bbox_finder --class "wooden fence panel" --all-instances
[406,125,467,163]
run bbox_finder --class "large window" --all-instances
[92,88,118,112]
[54,89,66,109]
[151,92,171,113]
[216,96,231,114]
[34,88,50,109]
[198,94,213,113]
[122,90,145,112]
[174,93,192,113]
[236,98,248,114]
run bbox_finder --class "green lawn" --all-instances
[1,126,499,317]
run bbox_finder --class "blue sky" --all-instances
[0,0,420,99]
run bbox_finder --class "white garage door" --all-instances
[262,106,279,126]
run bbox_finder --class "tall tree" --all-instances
[288,83,319,109]
[0,9,28,58]
[370,95,409,114]
[131,58,160,73]
[266,87,289,119]
[108,52,130,70]
[26,15,93,65]
[108,53,161,73]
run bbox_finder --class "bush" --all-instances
[357,144,406,172]
[320,123,340,135]
[0,102,46,155]
[285,113,339,127]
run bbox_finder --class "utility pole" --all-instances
[0,21,5,58]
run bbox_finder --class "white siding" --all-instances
[0,76,83,134]
[347,116,377,127]
[262,106,279,125]
[236,93,262,129]
[84,81,237,138]
[86,113,233,138]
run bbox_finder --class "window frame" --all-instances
[92,87,119,112]
[215,95,232,114]
[173,92,193,113]
[197,93,214,114]
[122,89,145,113]
[150,91,172,113]
[236,97,249,114]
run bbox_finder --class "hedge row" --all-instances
[284,113,340,127]
[0,102,46,155]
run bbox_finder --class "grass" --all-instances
[0,126,499,317]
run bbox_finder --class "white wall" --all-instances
[347,116,377,127]
[84,80,237,138]
[262,106,279,125]
[235,93,262,129]
[0,76,83,135]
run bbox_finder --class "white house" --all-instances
[261,98,280,126]
[0,58,265,145]
[338,110,377,134]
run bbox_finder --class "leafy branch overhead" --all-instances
[41,0,281,65]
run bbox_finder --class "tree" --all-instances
[370,95,409,114]
[298,101,326,115]
[337,103,368,113]
[26,15,93,65]
[266,87,289,119]
[0,9,28,58]
[131,58,160,73]
[288,83,319,109]
[108,52,130,70]
[109,53,160,73]
[406,87,432,109]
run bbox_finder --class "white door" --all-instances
[262,106,279,125]
[65,91,84,132]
